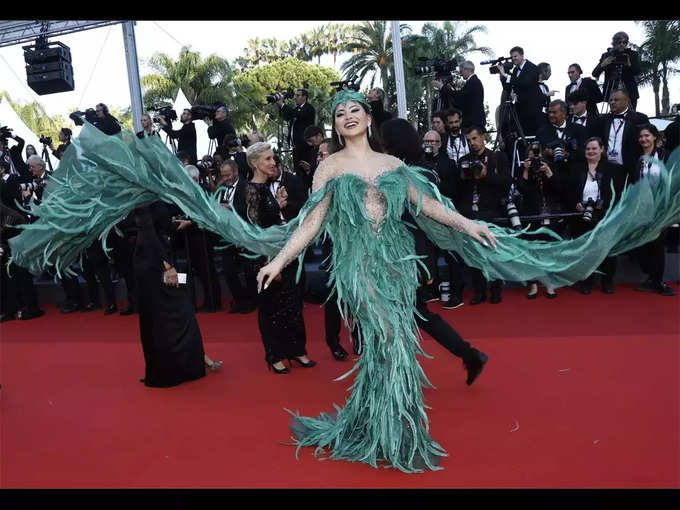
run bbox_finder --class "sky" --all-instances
[1,20,677,128]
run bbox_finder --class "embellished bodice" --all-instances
[246,182,283,228]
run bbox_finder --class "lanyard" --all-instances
[610,117,625,150]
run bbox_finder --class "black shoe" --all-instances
[442,296,464,309]
[546,290,558,299]
[267,361,290,374]
[82,302,102,312]
[600,280,614,294]
[655,283,676,296]
[0,313,16,322]
[330,345,348,361]
[119,305,135,316]
[60,303,81,314]
[288,356,317,368]
[421,285,439,303]
[489,289,502,304]
[470,294,486,305]
[18,309,45,321]
[464,350,488,386]
[635,279,656,292]
[579,282,592,295]
[526,290,538,299]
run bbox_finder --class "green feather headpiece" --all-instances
[331,89,372,114]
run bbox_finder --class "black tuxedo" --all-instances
[536,122,589,162]
[592,49,641,105]
[280,102,315,149]
[591,109,649,174]
[501,59,545,135]
[164,122,197,165]
[277,170,306,222]
[455,149,512,220]
[217,177,248,219]
[567,113,598,137]
[451,74,486,129]
[565,77,604,118]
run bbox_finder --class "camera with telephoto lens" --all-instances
[422,143,434,158]
[196,156,214,175]
[0,125,13,142]
[501,196,522,230]
[153,106,177,124]
[330,76,361,92]
[69,108,97,126]
[414,57,458,77]
[460,156,484,179]
[481,56,513,75]
[266,90,294,103]
[582,198,604,222]
[527,141,546,178]
[191,102,226,121]
[546,138,579,163]
[39,135,52,146]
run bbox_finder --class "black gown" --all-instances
[245,182,307,364]
[133,202,206,387]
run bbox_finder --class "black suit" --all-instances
[591,109,649,175]
[501,59,546,135]
[280,101,315,171]
[207,119,236,156]
[565,77,604,118]
[451,74,486,129]
[592,49,641,107]
[278,170,306,222]
[536,122,589,162]
[567,113,599,138]
[94,114,122,136]
[163,122,197,165]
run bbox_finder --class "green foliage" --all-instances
[636,20,680,116]
[0,91,71,141]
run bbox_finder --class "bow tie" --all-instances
[574,115,586,121]
[554,126,565,131]
[613,114,626,119]
[225,184,234,189]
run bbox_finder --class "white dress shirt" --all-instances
[569,77,583,96]
[582,175,600,203]
[607,108,628,165]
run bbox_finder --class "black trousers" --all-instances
[110,231,136,308]
[61,273,82,307]
[447,251,501,298]
[1,258,39,316]
[571,219,618,286]
[82,242,116,306]
[637,230,667,284]
[186,229,221,310]
[221,246,257,308]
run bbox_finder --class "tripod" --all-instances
[40,144,54,174]
[162,131,178,155]
[599,62,625,115]
[494,98,529,178]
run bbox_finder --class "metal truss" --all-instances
[0,21,123,48]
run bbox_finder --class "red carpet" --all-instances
[1,284,678,488]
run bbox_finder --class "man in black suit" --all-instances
[277,89,315,175]
[592,32,641,110]
[567,90,598,136]
[537,99,589,163]
[450,60,486,130]
[443,108,470,163]
[215,159,256,314]
[271,154,306,222]
[496,46,546,136]
[162,109,197,165]
[565,63,604,118]
[297,125,324,193]
[207,105,236,156]
[591,89,649,175]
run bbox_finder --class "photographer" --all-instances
[207,105,236,156]
[431,72,457,112]
[160,108,197,165]
[297,125,324,192]
[136,114,159,139]
[565,64,604,118]
[592,32,641,109]
[537,99,588,164]
[222,134,251,181]
[444,108,469,163]
[496,46,546,136]
[0,127,28,179]
[450,61,486,130]
[537,62,555,117]
[93,103,121,135]
[567,90,597,135]
[277,89,315,172]
[567,137,622,294]
[271,153,305,222]
[423,130,457,198]
[47,128,72,160]
[450,126,512,305]
[365,88,393,132]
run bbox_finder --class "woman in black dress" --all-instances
[133,201,222,387]
[567,137,623,294]
[245,142,315,374]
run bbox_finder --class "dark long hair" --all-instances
[379,118,423,166]
[637,123,663,153]
[329,102,383,154]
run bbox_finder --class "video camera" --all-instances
[414,57,458,78]
[481,56,513,75]
[266,91,294,103]
[39,135,52,146]
[153,106,177,124]
[330,76,360,92]
[0,125,12,142]
[191,102,226,121]
[545,138,579,163]
[69,108,97,126]
[459,156,484,179]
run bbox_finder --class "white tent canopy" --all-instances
[160,88,213,159]
[0,97,60,170]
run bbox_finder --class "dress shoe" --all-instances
[655,283,676,296]
[470,294,486,305]
[600,279,614,294]
[82,302,102,312]
[330,345,348,361]
[104,304,118,315]
[442,296,463,309]
[205,360,223,371]
[526,289,538,299]
[635,279,655,292]
[464,350,488,386]
[18,309,45,320]
[579,282,592,295]
[60,303,81,314]
[119,305,135,316]
[489,289,502,304]
[267,361,290,374]
[289,356,317,368]
[422,285,439,303]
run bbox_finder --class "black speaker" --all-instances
[23,41,75,95]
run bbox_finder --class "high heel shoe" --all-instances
[205,360,223,371]
[288,356,317,368]
[267,361,290,374]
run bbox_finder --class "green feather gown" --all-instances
[9,123,680,473]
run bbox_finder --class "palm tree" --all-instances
[420,21,491,62]
[637,20,680,116]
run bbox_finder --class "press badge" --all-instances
[607,149,619,161]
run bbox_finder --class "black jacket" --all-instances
[368,101,393,131]
[501,60,544,116]
[278,170,306,222]
[216,176,248,220]
[136,130,160,140]
[433,152,459,201]
[280,102,315,149]
[207,119,236,154]
[592,49,641,101]
[567,112,599,137]
[664,120,679,153]
[451,74,486,129]
[94,114,122,135]
[629,148,669,185]
[536,122,589,162]
[591,109,649,173]
[455,149,512,220]
[565,77,604,118]
[566,160,623,214]
[163,122,197,165]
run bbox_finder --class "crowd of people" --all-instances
[1,32,679,378]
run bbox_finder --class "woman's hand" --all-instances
[276,186,288,210]
[164,267,179,287]
[256,260,283,293]
[466,222,498,250]
[539,161,553,178]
